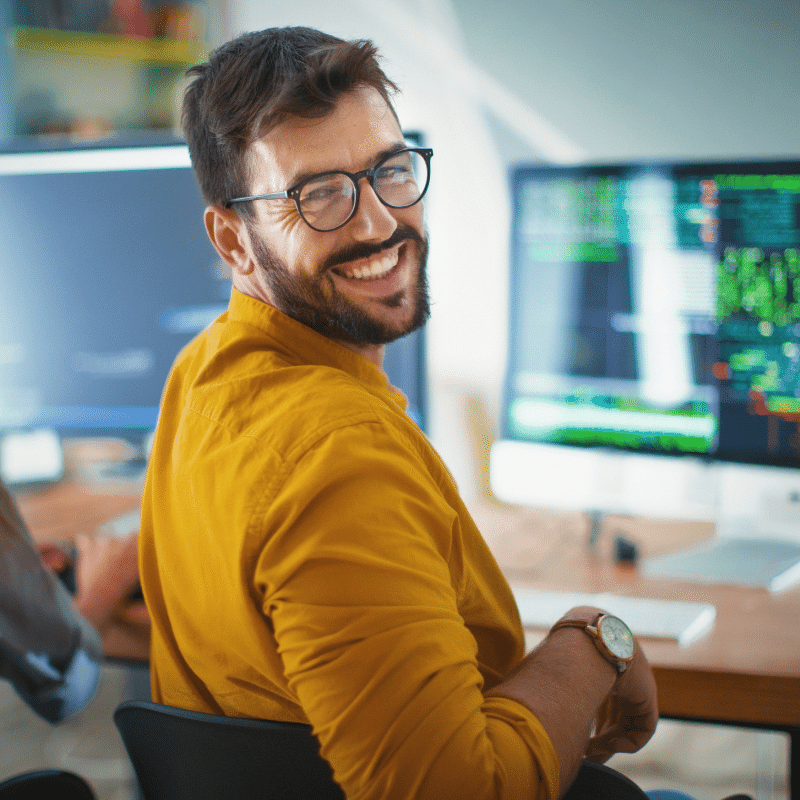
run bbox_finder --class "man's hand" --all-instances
[485,605,658,796]
[585,644,658,763]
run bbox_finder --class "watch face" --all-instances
[598,616,635,660]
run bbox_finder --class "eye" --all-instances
[303,184,343,203]
[299,176,354,208]
[376,163,412,184]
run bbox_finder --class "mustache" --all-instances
[320,225,426,272]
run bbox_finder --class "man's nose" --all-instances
[348,180,398,241]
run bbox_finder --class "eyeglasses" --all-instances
[226,147,433,232]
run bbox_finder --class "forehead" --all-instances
[247,87,404,190]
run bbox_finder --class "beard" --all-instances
[248,224,430,346]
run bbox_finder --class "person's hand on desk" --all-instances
[37,542,73,574]
[74,530,150,660]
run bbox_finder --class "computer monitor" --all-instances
[0,137,427,479]
[492,158,800,538]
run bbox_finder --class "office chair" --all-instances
[115,699,659,800]
[114,700,346,800]
[0,769,96,799]
[563,760,648,799]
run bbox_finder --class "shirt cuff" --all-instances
[19,647,101,723]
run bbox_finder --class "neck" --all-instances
[231,282,387,368]
[336,340,385,368]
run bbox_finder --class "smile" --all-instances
[333,245,401,281]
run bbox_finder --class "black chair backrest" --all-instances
[564,760,649,800]
[114,700,345,800]
[0,770,96,800]
[115,699,649,800]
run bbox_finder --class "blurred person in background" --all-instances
[0,478,143,723]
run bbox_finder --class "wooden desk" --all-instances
[17,478,800,793]
[17,437,144,547]
[18,482,141,546]
[469,498,800,798]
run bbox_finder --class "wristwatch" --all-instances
[550,610,635,673]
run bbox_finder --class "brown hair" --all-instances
[182,27,400,212]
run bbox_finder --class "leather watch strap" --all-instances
[550,609,603,633]
[550,611,634,673]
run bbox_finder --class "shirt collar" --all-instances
[226,288,409,411]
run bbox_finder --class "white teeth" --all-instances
[340,252,396,280]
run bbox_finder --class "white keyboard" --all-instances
[511,587,716,647]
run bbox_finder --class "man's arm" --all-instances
[255,417,654,799]
[261,421,562,800]
[485,606,658,796]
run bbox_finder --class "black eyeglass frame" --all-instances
[225,147,433,232]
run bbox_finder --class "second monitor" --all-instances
[0,137,428,473]
[493,158,800,535]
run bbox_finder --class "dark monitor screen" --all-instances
[0,138,427,458]
[503,159,800,469]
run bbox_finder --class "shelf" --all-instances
[12,26,208,66]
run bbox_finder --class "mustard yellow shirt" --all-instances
[139,288,559,800]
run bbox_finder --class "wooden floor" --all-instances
[0,663,788,800]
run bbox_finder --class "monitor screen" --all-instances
[0,138,427,460]
[502,159,800,470]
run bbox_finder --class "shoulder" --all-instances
[193,359,387,439]
[167,351,431,481]
[159,319,442,491]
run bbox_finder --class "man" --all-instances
[139,26,658,799]
[0,479,141,722]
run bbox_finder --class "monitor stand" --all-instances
[490,440,719,522]
[491,440,800,591]
[641,463,800,591]
[490,439,800,542]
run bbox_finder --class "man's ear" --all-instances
[204,206,255,275]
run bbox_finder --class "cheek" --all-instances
[254,209,316,274]
[399,203,425,234]
[278,226,333,279]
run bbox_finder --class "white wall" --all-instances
[209,0,800,499]
[450,0,800,164]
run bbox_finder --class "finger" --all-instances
[74,531,95,554]
[38,544,70,572]
[585,740,614,763]
[122,530,140,554]
[587,715,657,761]
[593,694,615,735]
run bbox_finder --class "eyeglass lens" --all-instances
[297,149,428,231]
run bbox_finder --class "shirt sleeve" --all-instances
[254,419,560,800]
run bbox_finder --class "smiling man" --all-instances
[138,26,658,800]
[212,86,430,360]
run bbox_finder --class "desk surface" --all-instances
[18,479,800,732]
[468,498,800,732]
[19,482,141,545]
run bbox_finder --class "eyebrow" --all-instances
[285,141,409,190]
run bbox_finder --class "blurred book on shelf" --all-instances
[15,1,206,41]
